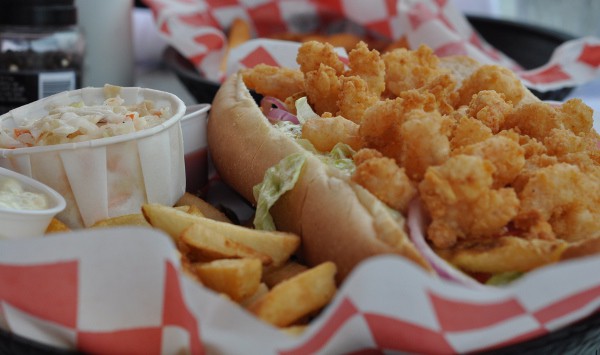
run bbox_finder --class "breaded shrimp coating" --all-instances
[560,98,594,135]
[502,101,563,141]
[352,148,383,166]
[420,73,457,115]
[301,115,361,152]
[305,64,341,115]
[359,91,437,162]
[297,41,345,76]
[382,45,447,97]
[346,41,385,96]
[400,110,452,181]
[515,163,600,242]
[454,135,525,188]
[449,115,493,150]
[337,76,378,124]
[352,154,416,213]
[455,65,525,107]
[241,64,304,101]
[467,90,513,133]
[419,155,520,249]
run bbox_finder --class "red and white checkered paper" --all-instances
[144,0,600,91]
[2,218,600,354]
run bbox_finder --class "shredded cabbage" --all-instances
[0,85,171,148]
[253,152,307,231]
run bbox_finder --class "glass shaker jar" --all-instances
[0,0,84,114]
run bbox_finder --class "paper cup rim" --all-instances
[0,87,186,157]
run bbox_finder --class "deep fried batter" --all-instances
[304,64,341,115]
[454,135,525,188]
[241,64,304,101]
[352,153,416,213]
[467,90,513,133]
[346,41,385,97]
[382,45,448,97]
[301,115,361,152]
[337,76,378,124]
[419,155,520,249]
[455,64,526,107]
[449,115,493,150]
[297,41,345,76]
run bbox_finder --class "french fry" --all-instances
[45,218,70,234]
[240,282,269,308]
[247,262,337,327]
[280,325,308,337]
[175,192,231,223]
[142,203,203,242]
[220,18,252,73]
[181,216,300,267]
[91,214,150,228]
[143,203,300,266]
[262,261,308,288]
[190,258,262,302]
[180,223,273,265]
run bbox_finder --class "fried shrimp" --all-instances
[515,163,600,242]
[502,101,563,141]
[301,115,361,152]
[455,64,526,107]
[399,110,452,181]
[449,115,493,150]
[346,41,385,97]
[419,155,520,249]
[297,41,345,76]
[382,45,447,97]
[241,64,304,101]
[467,90,513,133]
[454,135,525,188]
[305,64,341,115]
[337,76,378,124]
[352,153,416,213]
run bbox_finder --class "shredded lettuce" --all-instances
[253,152,307,231]
[295,96,319,124]
[486,272,524,286]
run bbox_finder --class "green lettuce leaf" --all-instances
[252,152,307,231]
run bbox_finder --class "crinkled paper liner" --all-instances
[1,200,600,354]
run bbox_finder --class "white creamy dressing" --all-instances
[0,177,48,210]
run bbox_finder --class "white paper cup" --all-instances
[182,104,210,196]
[0,87,186,228]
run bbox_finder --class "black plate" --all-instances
[164,15,575,104]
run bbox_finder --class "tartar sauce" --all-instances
[0,177,48,210]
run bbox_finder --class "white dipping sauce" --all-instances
[0,177,48,210]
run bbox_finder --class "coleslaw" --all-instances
[0,85,172,148]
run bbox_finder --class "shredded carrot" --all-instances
[13,128,31,137]
[126,113,135,120]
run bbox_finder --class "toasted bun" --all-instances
[208,73,431,282]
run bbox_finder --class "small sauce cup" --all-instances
[0,167,66,239]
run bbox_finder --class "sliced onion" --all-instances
[260,96,299,124]
[260,96,287,112]
[407,199,491,289]
[266,108,299,124]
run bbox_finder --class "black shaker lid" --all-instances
[1,0,77,27]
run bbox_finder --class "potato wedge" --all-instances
[180,223,273,265]
[240,282,269,308]
[91,214,150,228]
[143,203,300,266]
[45,218,70,234]
[247,261,337,327]
[190,258,262,301]
[175,192,231,223]
[263,261,308,288]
